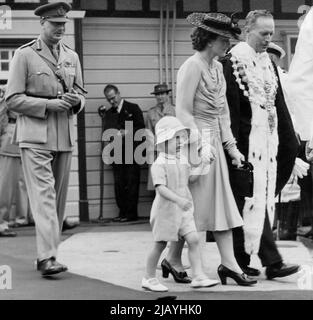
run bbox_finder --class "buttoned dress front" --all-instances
[5,37,85,260]
[150,153,196,242]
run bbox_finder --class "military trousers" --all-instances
[0,155,31,231]
[21,148,72,261]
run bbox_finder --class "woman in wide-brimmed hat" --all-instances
[162,12,257,286]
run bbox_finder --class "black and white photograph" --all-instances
[1,0,313,306]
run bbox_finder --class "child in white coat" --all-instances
[142,116,219,292]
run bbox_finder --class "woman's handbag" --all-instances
[229,161,254,198]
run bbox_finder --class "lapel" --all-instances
[37,37,58,66]
[119,101,126,120]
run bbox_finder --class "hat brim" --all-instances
[151,89,172,95]
[44,16,70,22]
[187,12,242,41]
[267,45,286,59]
[155,126,190,145]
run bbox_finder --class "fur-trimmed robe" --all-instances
[220,48,299,254]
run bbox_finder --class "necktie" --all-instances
[51,46,59,61]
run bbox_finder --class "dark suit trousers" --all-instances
[232,196,283,267]
[112,163,140,220]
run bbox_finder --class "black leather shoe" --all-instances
[266,263,300,280]
[161,259,191,283]
[241,266,261,277]
[112,217,122,222]
[120,217,138,222]
[37,258,65,276]
[217,264,257,286]
[62,220,79,231]
[0,229,17,237]
[51,257,68,272]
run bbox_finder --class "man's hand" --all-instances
[292,157,310,179]
[177,198,192,211]
[306,141,313,162]
[62,89,81,107]
[46,99,72,112]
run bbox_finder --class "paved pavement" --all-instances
[0,222,313,300]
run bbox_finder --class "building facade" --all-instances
[0,0,310,221]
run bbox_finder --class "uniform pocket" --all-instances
[16,115,47,144]
[27,69,52,96]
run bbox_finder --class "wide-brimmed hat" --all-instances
[155,116,188,145]
[267,42,286,59]
[34,2,71,23]
[151,83,172,95]
[186,12,242,40]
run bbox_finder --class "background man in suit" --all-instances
[5,2,85,276]
[103,84,145,222]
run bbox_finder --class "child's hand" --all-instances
[177,198,192,211]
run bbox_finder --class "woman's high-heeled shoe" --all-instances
[217,264,257,286]
[161,259,192,283]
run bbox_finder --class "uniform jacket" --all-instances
[0,99,20,157]
[5,37,85,152]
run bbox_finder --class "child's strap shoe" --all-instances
[142,277,168,292]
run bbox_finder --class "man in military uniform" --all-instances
[5,2,86,277]
[0,85,32,236]
[145,84,175,190]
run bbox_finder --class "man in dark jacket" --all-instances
[102,84,145,222]
[221,10,300,280]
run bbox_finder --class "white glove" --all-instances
[200,144,216,164]
[292,157,310,179]
[228,148,245,168]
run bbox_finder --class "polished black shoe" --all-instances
[112,217,122,222]
[62,220,79,231]
[51,257,68,272]
[217,264,257,286]
[161,259,191,284]
[0,229,17,237]
[265,262,300,280]
[120,217,138,222]
[37,258,66,276]
[241,266,261,277]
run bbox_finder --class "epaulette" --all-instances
[19,39,37,50]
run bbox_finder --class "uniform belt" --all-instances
[8,118,16,124]
[26,94,58,99]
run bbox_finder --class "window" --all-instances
[0,48,14,81]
